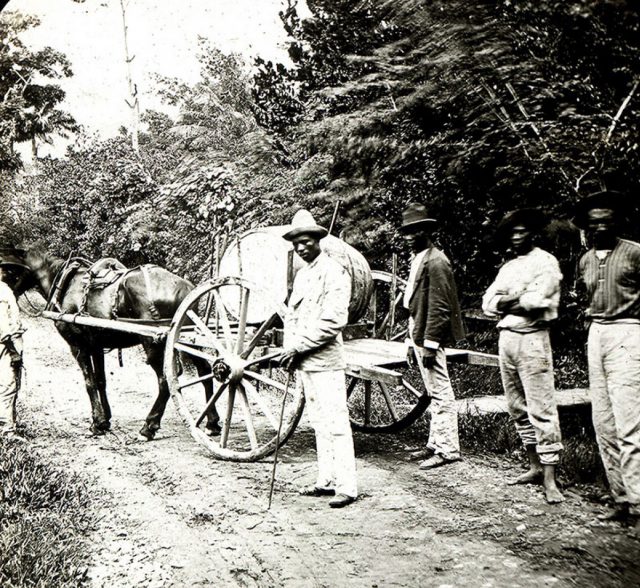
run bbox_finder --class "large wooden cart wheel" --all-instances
[347,270,431,433]
[164,276,305,461]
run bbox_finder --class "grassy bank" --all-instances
[0,434,95,587]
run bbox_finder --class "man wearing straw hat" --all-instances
[575,191,640,527]
[482,209,564,504]
[399,202,465,470]
[279,209,358,508]
[0,250,25,438]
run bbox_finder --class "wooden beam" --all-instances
[42,311,168,339]
[345,364,403,386]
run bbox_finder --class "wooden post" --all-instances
[389,253,398,341]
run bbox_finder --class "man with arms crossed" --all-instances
[576,191,640,527]
[279,210,358,508]
[482,209,564,503]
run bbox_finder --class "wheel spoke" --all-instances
[220,384,237,448]
[212,290,234,350]
[185,310,227,356]
[195,382,228,428]
[179,371,215,391]
[379,382,399,422]
[237,384,258,450]
[240,312,278,359]
[346,377,358,399]
[235,287,250,354]
[244,369,288,393]
[174,342,219,364]
[242,378,279,430]
[402,379,423,400]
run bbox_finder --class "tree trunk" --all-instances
[119,0,140,153]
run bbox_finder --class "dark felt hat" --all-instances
[495,208,548,241]
[573,190,628,229]
[283,209,329,241]
[399,202,437,234]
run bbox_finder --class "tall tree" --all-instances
[0,11,77,169]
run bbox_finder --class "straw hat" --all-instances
[283,209,329,241]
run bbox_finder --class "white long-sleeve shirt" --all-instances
[482,247,562,332]
[284,252,351,372]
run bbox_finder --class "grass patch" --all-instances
[0,435,95,587]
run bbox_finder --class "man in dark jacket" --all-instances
[400,202,465,469]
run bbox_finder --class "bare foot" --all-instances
[507,468,543,485]
[544,484,565,504]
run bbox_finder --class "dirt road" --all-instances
[17,316,639,587]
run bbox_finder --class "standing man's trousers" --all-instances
[299,369,358,498]
[588,321,640,515]
[0,351,18,432]
[414,346,461,461]
[498,329,563,464]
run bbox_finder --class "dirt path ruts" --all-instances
[19,316,639,587]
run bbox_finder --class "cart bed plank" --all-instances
[343,339,499,368]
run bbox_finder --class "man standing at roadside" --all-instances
[576,191,640,527]
[400,202,465,470]
[279,209,358,508]
[482,209,564,504]
[0,257,24,438]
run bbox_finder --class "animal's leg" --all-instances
[71,345,110,435]
[139,342,170,440]
[193,357,221,436]
[91,349,111,424]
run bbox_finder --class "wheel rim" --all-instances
[347,365,430,433]
[165,276,305,461]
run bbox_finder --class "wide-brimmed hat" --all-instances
[496,208,548,239]
[573,190,628,229]
[398,202,437,234]
[283,209,329,241]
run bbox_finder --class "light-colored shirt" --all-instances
[482,247,562,332]
[284,252,351,372]
[580,239,640,322]
[0,281,23,354]
[403,249,428,311]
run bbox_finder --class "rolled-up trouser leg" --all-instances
[0,352,17,432]
[300,370,358,497]
[416,347,460,460]
[499,330,562,465]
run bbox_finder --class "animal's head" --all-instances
[0,246,40,297]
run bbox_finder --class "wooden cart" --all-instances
[43,227,497,462]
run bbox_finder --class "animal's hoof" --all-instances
[90,422,110,436]
[206,423,222,437]
[139,424,157,440]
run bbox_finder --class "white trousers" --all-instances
[0,351,17,432]
[414,346,460,460]
[588,322,640,514]
[299,369,358,498]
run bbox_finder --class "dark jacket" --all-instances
[408,247,465,346]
